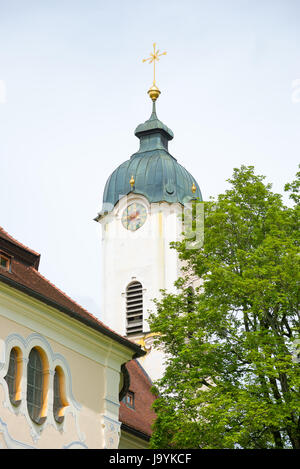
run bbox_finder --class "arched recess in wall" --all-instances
[4,346,22,407]
[119,363,130,402]
[53,365,69,424]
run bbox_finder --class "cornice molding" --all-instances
[0,282,140,369]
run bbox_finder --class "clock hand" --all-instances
[129,211,140,220]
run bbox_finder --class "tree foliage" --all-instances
[149,165,300,449]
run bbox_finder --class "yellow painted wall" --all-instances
[0,284,135,449]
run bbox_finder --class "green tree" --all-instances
[149,165,300,449]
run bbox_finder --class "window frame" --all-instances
[123,390,135,409]
[0,252,11,272]
[26,347,49,425]
[1,333,78,439]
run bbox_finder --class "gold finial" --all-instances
[130,175,135,189]
[191,182,196,194]
[143,43,167,102]
[147,84,161,102]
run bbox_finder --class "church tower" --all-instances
[95,45,202,381]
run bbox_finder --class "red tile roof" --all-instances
[120,359,157,438]
[0,226,144,357]
[0,226,155,439]
[0,226,40,256]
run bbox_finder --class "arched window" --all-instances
[27,347,47,424]
[2,335,76,430]
[126,281,143,335]
[4,347,22,406]
[53,366,68,423]
[187,286,195,314]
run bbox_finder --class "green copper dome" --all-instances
[98,102,202,217]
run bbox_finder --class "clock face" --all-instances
[122,203,147,231]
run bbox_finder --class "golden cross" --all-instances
[142,43,167,85]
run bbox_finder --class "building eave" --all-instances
[0,273,145,359]
[120,423,151,442]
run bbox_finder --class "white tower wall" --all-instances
[99,193,184,381]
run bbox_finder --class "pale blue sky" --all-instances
[0,0,299,318]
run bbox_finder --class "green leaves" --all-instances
[149,166,300,449]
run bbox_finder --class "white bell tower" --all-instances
[95,81,202,382]
[96,196,184,381]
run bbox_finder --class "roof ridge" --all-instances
[29,266,137,345]
[0,226,40,257]
[31,267,108,324]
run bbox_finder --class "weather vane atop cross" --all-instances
[143,43,167,86]
[142,43,167,102]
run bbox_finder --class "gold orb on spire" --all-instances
[191,182,197,194]
[143,43,166,102]
[147,84,161,102]
[130,175,135,189]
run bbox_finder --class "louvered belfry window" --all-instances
[126,281,143,335]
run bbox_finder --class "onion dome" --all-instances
[96,100,202,219]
